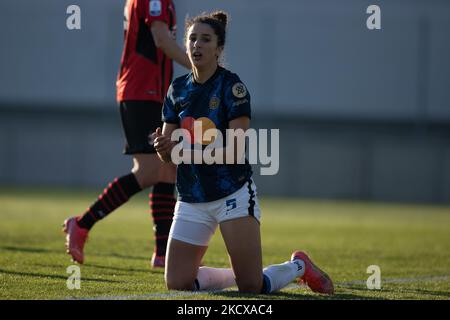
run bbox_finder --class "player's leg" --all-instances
[164,200,240,291]
[219,179,319,294]
[75,102,163,230]
[164,201,215,290]
[166,236,236,291]
[165,181,333,294]
[289,251,334,294]
[220,221,334,295]
[63,169,145,264]
[220,215,309,294]
[219,216,264,293]
[215,217,332,294]
[131,153,162,187]
[148,162,177,268]
[124,101,177,268]
[115,100,174,265]
[63,101,162,264]
[215,179,263,292]
[165,237,207,290]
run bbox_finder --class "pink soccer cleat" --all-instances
[291,251,334,295]
[63,216,89,264]
[151,252,165,268]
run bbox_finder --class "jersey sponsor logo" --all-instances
[209,96,220,110]
[232,98,249,107]
[232,82,247,99]
[180,116,218,145]
[149,0,162,16]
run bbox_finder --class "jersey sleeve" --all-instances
[223,75,252,121]
[143,0,169,26]
[162,84,179,124]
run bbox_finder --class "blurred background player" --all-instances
[63,0,190,267]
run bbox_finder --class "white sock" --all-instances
[195,267,236,291]
[263,260,305,293]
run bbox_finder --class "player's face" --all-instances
[186,23,223,70]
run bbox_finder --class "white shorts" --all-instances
[169,179,261,246]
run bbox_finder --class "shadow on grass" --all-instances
[31,262,155,276]
[84,263,153,274]
[0,246,60,254]
[1,245,160,278]
[103,252,149,261]
[414,289,450,299]
[374,286,450,299]
[0,268,123,283]
[209,290,383,300]
[337,283,450,299]
[1,245,150,262]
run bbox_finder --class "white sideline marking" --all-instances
[72,274,450,300]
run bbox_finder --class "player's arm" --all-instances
[221,116,250,164]
[151,21,191,69]
[228,116,250,131]
[153,123,179,163]
[228,116,250,163]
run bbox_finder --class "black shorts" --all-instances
[119,100,163,155]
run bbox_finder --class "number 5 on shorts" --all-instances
[226,199,237,212]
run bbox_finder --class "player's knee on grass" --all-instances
[165,266,197,291]
[235,278,263,294]
[165,277,196,291]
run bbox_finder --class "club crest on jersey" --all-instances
[232,82,247,99]
[149,0,162,16]
[209,96,220,110]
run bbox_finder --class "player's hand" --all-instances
[149,131,157,145]
[149,127,162,145]
[153,127,175,162]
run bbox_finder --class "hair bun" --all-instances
[211,11,228,28]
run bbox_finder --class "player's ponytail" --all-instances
[211,11,228,30]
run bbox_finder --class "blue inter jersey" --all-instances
[162,66,253,203]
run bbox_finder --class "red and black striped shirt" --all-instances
[116,0,176,103]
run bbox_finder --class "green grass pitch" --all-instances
[0,187,449,300]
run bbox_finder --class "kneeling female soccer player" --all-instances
[153,10,334,294]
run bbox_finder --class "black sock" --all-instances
[77,173,142,230]
[149,183,176,256]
